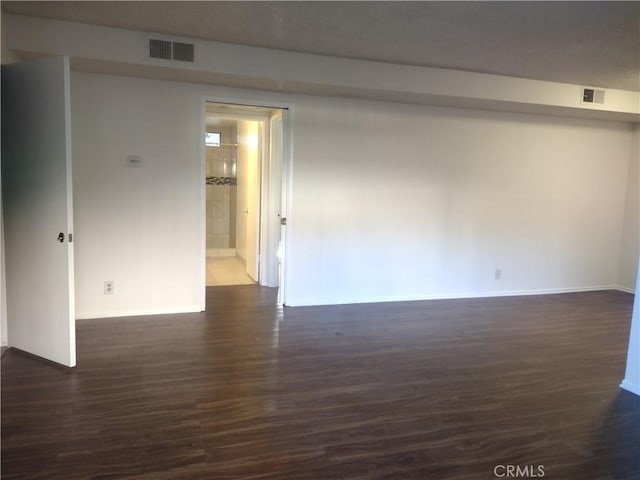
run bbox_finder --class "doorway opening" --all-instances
[203,102,288,302]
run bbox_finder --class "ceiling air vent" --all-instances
[149,39,172,60]
[582,87,605,105]
[172,42,195,62]
[149,38,195,63]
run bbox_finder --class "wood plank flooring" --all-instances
[2,288,638,479]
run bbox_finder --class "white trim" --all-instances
[616,285,636,294]
[206,110,272,122]
[75,306,202,320]
[620,379,640,396]
[285,285,623,307]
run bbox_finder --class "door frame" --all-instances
[199,96,294,307]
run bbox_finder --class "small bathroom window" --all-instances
[205,131,221,147]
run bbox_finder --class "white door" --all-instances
[1,57,76,367]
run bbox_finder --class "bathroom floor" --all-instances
[206,256,255,286]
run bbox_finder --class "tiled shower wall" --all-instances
[206,125,237,251]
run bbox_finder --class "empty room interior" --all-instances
[1,2,639,479]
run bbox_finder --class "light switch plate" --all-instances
[126,155,143,167]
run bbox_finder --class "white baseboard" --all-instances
[75,305,203,320]
[286,285,622,307]
[620,379,640,396]
[615,285,636,294]
[74,286,633,317]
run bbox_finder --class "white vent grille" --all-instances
[149,38,195,63]
[582,87,606,105]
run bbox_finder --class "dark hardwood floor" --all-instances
[2,288,638,479]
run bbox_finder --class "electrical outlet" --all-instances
[104,281,114,294]
[494,269,502,280]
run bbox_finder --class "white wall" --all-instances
[617,125,639,292]
[287,98,633,305]
[71,72,634,315]
[72,73,203,318]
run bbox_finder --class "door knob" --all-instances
[57,232,65,243]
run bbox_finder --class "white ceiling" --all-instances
[3,1,639,91]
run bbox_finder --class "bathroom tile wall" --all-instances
[206,125,237,250]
